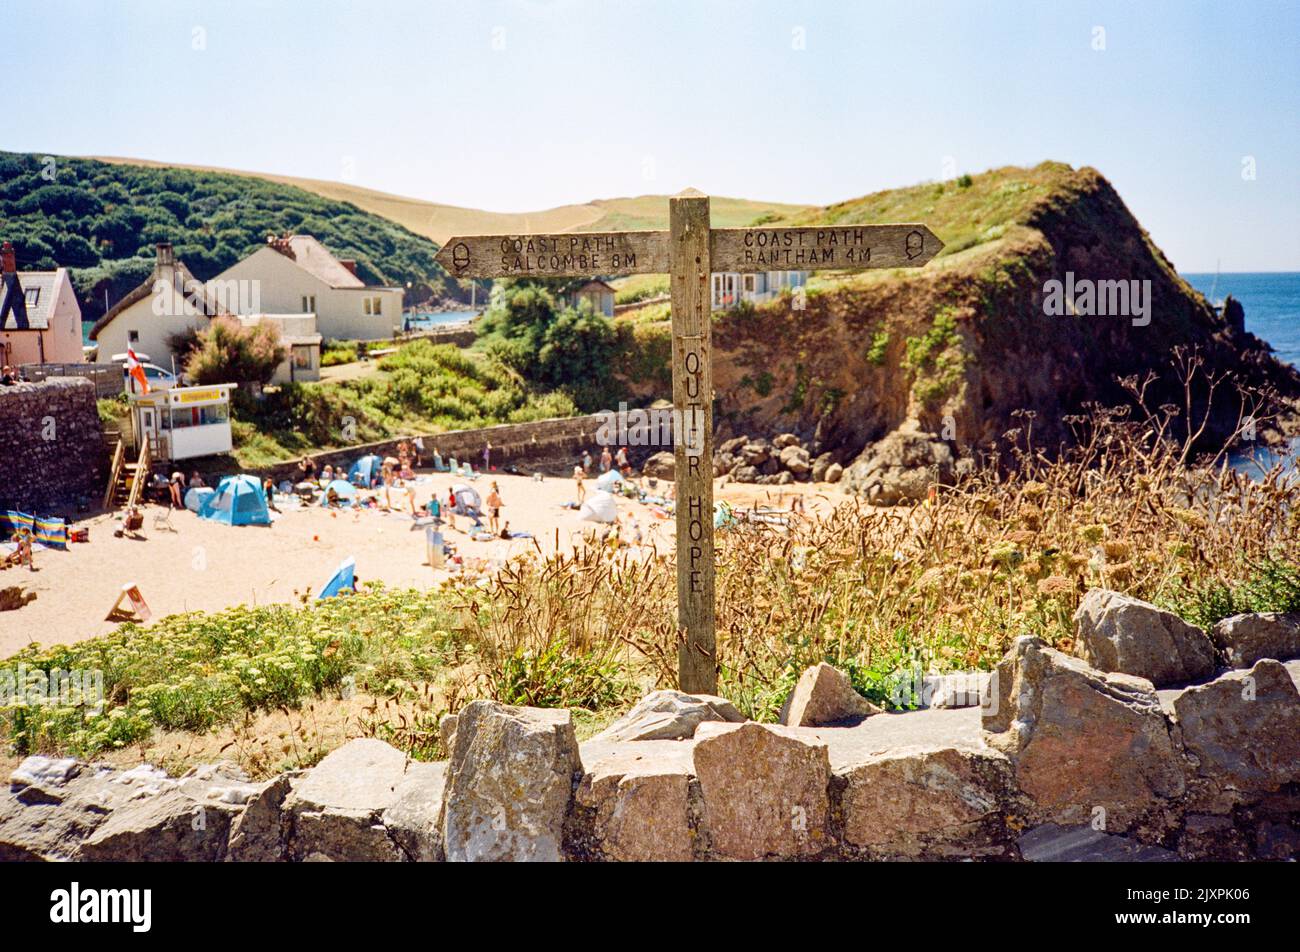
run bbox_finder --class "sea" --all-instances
[80,308,479,345]
[1181,272,1300,476]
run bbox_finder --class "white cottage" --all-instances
[89,243,230,371]
[710,270,808,310]
[209,235,403,341]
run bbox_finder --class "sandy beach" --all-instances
[0,469,842,657]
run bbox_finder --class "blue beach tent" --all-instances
[197,475,271,526]
[317,556,356,599]
[320,479,358,506]
[349,455,383,487]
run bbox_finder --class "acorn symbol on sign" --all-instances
[452,242,470,271]
[905,230,925,260]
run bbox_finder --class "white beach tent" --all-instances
[595,469,623,492]
[579,490,618,523]
[451,483,482,514]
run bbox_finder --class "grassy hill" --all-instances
[91,155,811,244]
[0,152,449,324]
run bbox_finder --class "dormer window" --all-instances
[24,288,39,307]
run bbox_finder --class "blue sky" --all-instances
[6,0,1298,271]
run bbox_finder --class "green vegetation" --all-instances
[187,317,286,387]
[475,282,627,411]
[6,399,1298,772]
[0,151,446,323]
[866,330,891,366]
[1160,559,1300,632]
[611,273,669,305]
[902,306,966,406]
[778,160,1078,261]
[228,338,577,468]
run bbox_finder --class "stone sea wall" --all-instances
[0,378,104,514]
[3,593,1298,862]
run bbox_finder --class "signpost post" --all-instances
[435,192,942,694]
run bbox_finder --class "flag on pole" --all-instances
[125,346,149,394]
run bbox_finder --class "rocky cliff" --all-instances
[623,163,1300,498]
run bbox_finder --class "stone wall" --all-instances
[0,378,104,513]
[5,596,1297,862]
[251,411,663,482]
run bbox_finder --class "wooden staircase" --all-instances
[103,439,151,513]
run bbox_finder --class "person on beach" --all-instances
[263,477,280,513]
[574,465,586,504]
[168,471,185,508]
[615,446,628,470]
[446,487,458,531]
[296,456,317,483]
[582,449,593,474]
[482,442,492,473]
[600,446,613,472]
[486,482,503,533]
[189,471,205,488]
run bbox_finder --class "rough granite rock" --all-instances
[823,462,843,484]
[984,636,1185,829]
[642,451,675,479]
[575,740,695,861]
[841,422,955,504]
[693,721,831,859]
[441,701,581,862]
[924,672,993,709]
[79,763,260,862]
[779,662,881,727]
[811,452,833,483]
[438,713,458,752]
[592,689,743,743]
[226,773,297,862]
[381,761,448,862]
[840,745,1014,857]
[778,444,811,477]
[1171,659,1300,801]
[282,739,410,862]
[1211,612,1300,668]
[1,759,128,861]
[1018,823,1178,862]
[1073,589,1216,687]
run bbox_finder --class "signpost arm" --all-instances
[669,190,717,694]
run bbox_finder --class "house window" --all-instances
[743,275,755,293]
[301,295,315,313]
[128,330,140,344]
[24,288,39,307]
[364,296,382,316]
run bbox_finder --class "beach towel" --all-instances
[317,556,356,599]
[34,516,68,549]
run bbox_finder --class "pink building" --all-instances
[0,241,85,367]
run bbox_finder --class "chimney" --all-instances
[339,259,357,277]
[156,242,175,269]
[1,241,15,275]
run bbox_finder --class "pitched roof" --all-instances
[0,272,53,330]
[89,260,229,341]
[272,235,366,289]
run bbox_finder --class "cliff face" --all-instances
[673,163,1300,489]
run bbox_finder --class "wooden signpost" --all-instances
[435,192,942,694]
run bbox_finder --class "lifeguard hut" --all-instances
[127,383,237,462]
